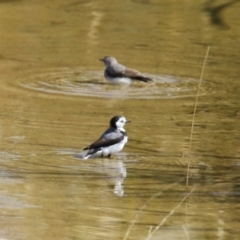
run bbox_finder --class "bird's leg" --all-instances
[108,154,111,158]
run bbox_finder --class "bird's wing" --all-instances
[124,68,154,82]
[84,135,124,150]
[106,67,152,82]
[123,68,150,80]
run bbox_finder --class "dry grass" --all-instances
[123,183,178,240]
[145,186,196,240]
[186,46,210,190]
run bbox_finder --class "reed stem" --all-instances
[186,46,210,190]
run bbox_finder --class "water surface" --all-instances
[0,0,240,239]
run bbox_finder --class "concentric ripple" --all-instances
[16,67,214,99]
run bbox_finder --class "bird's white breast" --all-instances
[102,135,128,156]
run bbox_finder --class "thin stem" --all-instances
[146,186,196,240]
[123,183,177,240]
[189,46,210,152]
[186,46,210,190]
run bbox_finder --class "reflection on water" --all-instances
[73,155,127,196]
[0,0,240,239]
[0,151,21,162]
[203,0,239,29]
[0,194,40,209]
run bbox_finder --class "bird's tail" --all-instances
[133,76,154,83]
[75,149,102,160]
[74,151,90,160]
[141,77,154,83]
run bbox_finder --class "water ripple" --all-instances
[16,67,214,99]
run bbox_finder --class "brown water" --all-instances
[1,0,240,239]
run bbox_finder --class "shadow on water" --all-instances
[203,0,240,29]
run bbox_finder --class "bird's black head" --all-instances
[110,115,130,129]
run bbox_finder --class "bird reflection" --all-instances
[100,158,127,197]
[203,0,240,29]
[75,155,127,197]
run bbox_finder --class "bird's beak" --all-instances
[99,58,104,61]
[126,120,131,123]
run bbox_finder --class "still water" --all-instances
[0,0,240,239]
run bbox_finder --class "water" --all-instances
[0,0,240,239]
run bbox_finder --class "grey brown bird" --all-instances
[100,56,153,84]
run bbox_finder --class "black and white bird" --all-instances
[100,56,153,84]
[80,115,130,160]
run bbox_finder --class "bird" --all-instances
[99,56,153,84]
[80,115,130,160]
